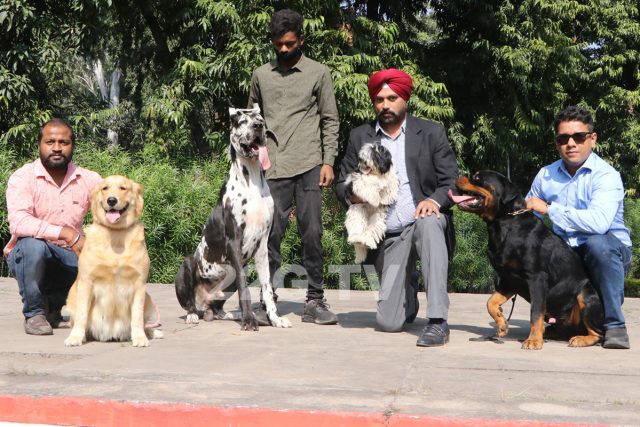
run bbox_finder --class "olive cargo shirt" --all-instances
[248,54,340,179]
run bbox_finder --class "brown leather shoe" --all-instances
[24,314,53,335]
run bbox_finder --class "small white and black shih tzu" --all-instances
[344,142,399,263]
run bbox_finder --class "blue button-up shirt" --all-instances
[527,152,631,248]
[376,120,417,233]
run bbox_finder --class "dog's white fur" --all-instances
[64,175,162,347]
[345,143,399,263]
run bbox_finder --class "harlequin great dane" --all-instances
[174,104,291,330]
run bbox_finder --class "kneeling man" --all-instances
[5,119,101,335]
[336,69,458,346]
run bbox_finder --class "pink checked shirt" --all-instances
[3,159,102,257]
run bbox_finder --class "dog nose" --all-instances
[252,121,264,130]
[107,197,118,207]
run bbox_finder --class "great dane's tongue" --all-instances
[448,189,475,204]
[257,145,271,170]
[106,210,121,223]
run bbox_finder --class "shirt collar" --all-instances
[375,118,407,140]
[557,151,597,176]
[270,53,307,72]
[35,158,79,184]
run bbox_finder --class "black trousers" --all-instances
[267,166,324,301]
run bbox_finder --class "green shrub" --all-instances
[449,207,496,293]
[2,141,638,294]
[624,198,640,281]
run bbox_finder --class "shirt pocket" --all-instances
[69,188,91,226]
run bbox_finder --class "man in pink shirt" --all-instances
[4,118,102,335]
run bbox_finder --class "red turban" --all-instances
[367,69,414,102]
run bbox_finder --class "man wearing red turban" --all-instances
[367,68,414,103]
[336,69,459,347]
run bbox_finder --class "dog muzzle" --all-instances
[245,143,271,170]
[105,203,129,223]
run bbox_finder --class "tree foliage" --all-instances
[1,0,639,286]
[425,0,640,191]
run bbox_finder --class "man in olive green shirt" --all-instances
[248,8,339,325]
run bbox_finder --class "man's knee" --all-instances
[12,238,49,263]
[414,215,446,238]
[581,234,618,264]
[376,312,404,333]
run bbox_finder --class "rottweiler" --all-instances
[449,170,603,350]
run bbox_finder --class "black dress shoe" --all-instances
[416,320,450,347]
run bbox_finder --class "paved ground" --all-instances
[0,276,638,426]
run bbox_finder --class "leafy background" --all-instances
[1,0,639,294]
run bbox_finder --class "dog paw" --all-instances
[496,325,509,337]
[148,328,164,339]
[568,335,600,347]
[203,308,215,322]
[521,338,543,350]
[132,334,150,347]
[64,332,86,347]
[185,313,199,324]
[241,314,259,331]
[270,316,292,328]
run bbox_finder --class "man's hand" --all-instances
[415,199,441,219]
[319,164,334,187]
[59,226,85,256]
[526,196,549,215]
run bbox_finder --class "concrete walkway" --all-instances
[0,276,638,426]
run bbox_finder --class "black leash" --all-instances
[506,294,517,322]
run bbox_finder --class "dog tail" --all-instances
[175,255,198,313]
[580,279,604,336]
[144,294,162,329]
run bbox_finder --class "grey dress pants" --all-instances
[375,215,449,332]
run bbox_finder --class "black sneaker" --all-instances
[253,302,271,327]
[603,327,630,349]
[46,309,70,329]
[416,320,450,347]
[406,271,420,324]
[302,299,338,325]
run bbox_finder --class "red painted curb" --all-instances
[0,394,603,427]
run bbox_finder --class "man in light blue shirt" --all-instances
[526,106,632,349]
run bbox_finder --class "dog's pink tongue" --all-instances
[448,189,475,204]
[106,210,121,223]
[258,145,271,170]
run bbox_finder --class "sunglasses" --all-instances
[555,132,593,145]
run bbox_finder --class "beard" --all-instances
[377,109,402,125]
[41,152,71,170]
[275,47,302,62]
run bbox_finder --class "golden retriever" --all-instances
[64,175,162,347]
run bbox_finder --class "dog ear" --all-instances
[251,103,260,113]
[133,182,144,219]
[229,107,240,126]
[266,129,279,145]
[500,180,525,209]
[90,180,103,223]
[373,144,393,174]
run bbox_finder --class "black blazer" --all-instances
[335,115,458,258]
